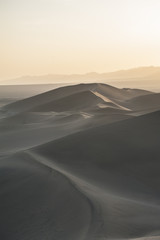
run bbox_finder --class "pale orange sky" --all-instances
[1,0,160,80]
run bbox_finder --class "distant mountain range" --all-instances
[1,66,160,85]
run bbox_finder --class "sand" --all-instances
[0,83,160,240]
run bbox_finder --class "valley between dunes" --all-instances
[0,83,160,240]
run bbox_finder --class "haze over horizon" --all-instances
[2,65,160,80]
[1,0,160,80]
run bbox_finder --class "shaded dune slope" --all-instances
[0,83,142,153]
[3,83,151,114]
[0,155,92,240]
[126,93,160,113]
[0,83,160,240]
[31,110,160,239]
[2,83,159,126]
[1,82,155,132]
[0,111,160,240]
[0,83,159,163]
[31,90,107,112]
[33,110,160,201]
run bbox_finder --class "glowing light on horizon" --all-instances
[1,0,160,80]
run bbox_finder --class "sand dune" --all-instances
[0,82,159,155]
[0,83,151,153]
[31,110,160,239]
[0,110,160,240]
[125,93,160,114]
[31,90,107,112]
[3,83,150,113]
[0,83,160,240]
[0,84,65,108]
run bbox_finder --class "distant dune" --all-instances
[0,83,160,240]
[0,84,66,107]
[3,83,151,113]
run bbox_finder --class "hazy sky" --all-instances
[1,0,160,80]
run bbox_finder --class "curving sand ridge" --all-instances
[125,93,160,113]
[31,90,107,112]
[31,110,160,239]
[2,83,151,113]
[0,110,160,239]
[1,83,160,155]
[0,154,93,240]
[0,83,160,239]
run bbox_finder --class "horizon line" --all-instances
[2,65,159,81]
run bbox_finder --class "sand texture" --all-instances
[0,83,160,240]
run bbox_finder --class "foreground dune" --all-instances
[0,83,160,240]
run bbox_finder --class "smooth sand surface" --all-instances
[0,83,160,240]
[0,84,67,108]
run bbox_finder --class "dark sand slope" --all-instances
[31,110,160,239]
[0,84,65,108]
[0,110,160,240]
[0,155,92,240]
[2,83,159,122]
[0,83,159,155]
[0,83,160,240]
[125,93,160,114]
[3,83,150,114]
[1,83,144,153]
